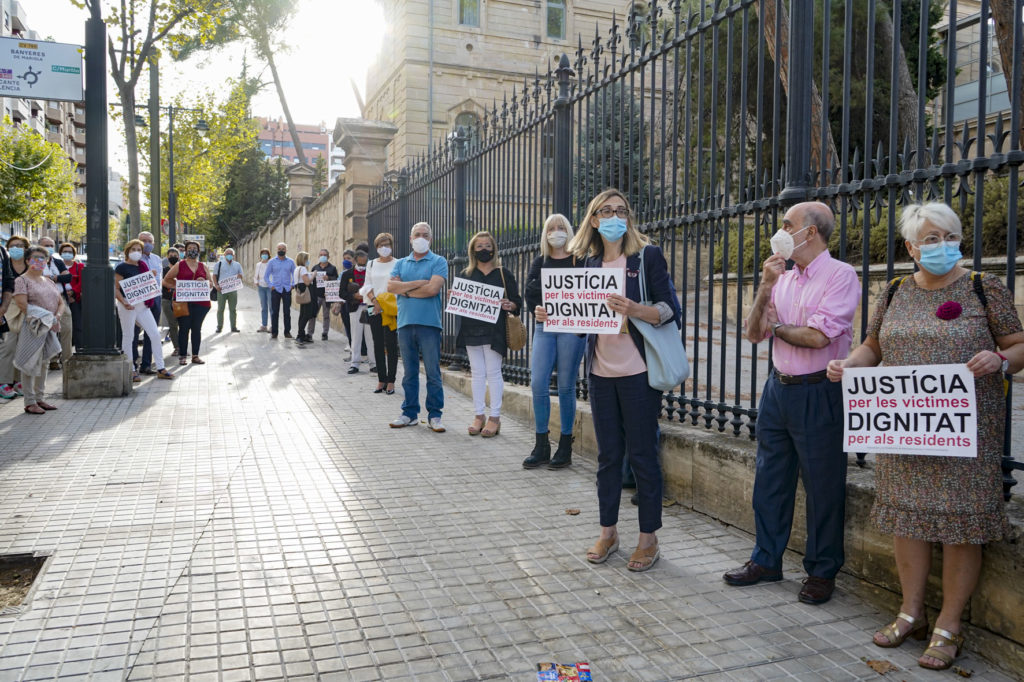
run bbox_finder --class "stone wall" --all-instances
[440,369,1024,675]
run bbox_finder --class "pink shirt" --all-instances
[592,255,648,378]
[764,250,860,375]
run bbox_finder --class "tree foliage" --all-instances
[210,149,289,247]
[0,117,78,226]
[136,78,259,242]
[312,156,327,197]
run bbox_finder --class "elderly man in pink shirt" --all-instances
[723,201,860,606]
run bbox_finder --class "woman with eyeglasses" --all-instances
[455,231,522,437]
[522,214,585,469]
[537,189,681,573]
[162,240,212,365]
[827,203,1023,671]
[0,234,30,400]
[115,239,175,382]
[12,245,64,413]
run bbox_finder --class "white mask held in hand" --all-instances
[412,237,430,254]
[546,231,568,248]
[769,225,810,260]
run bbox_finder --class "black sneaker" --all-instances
[321,333,328,341]
[347,367,360,374]
[270,334,278,339]
[284,332,293,339]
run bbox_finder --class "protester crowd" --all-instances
[1,191,1021,672]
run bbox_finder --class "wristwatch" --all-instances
[771,321,784,336]
[996,351,1009,374]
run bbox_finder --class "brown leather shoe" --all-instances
[798,576,835,604]
[723,560,783,586]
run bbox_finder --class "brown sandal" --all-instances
[919,627,965,671]
[627,539,660,572]
[481,417,501,438]
[23,404,44,415]
[191,355,205,365]
[874,612,928,648]
[36,401,58,411]
[467,415,486,435]
[586,534,619,564]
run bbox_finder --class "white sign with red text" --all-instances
[541,268,625,334]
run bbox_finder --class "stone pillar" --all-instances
[285,163,315,211]
[333,119,398,247]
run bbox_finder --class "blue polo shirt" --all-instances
[390,250,448,329]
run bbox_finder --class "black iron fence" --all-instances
[368,0,1023,497]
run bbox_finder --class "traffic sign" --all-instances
[0,37,84,101]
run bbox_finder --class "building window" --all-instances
[459,0,479,27]
[547,0,566,39]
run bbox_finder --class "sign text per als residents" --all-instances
[175,279,210,303]
[445,277,503,324]
[841,364,978,458]
[118,271,161,307]
[541,268,624,334]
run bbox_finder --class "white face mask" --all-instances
[128,251,143,262]
[769,225,810,260]
[377,246,392,258]
[546,231,568,248]
[411,237,430,254]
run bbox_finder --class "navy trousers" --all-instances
[589,372,664,533]
[751,373,847,579]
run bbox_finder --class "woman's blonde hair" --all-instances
[374,232,394,248]
[123,239,144,259]
[464,231,502,275]
[539,214,574,259]
[295,251,309,268]
[567,188,648,259]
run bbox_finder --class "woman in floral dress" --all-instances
[827,202,1023,671]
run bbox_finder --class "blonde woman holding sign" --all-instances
[827,202,1024,670]
[114,240,174,381]
[162,240,212,365]
[537,189,680,572]
[523,214,584,468]
[454,231,522,437]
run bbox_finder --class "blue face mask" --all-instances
[225,254,233,262]
[45,246,55,256]
[342,259,353,269]
[261,254,269,261]
[319,255,328,263]
[9,247,24,260]
[597,216,628,242]
[917,241,962,276]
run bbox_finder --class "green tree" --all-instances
[72,0,231,242]
[312,156,327,197]
[0,117,77,226]
[174,0,307,166]
[210,146,289,245]
[136,78,259,242]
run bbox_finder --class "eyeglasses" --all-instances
[915,234,962,246]
[595,206,629,219]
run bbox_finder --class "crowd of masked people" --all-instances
[3,191,1022,673]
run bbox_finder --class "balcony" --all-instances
[73,128,86,146]
[46,130,61,145]
[45,105,63,124]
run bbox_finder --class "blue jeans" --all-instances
[530,323,586,435]
[589,372,664,533]
[258,285,271,327]
[751,374,846,579]
[398,324,443,421]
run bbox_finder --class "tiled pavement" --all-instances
[0,288,1014,681]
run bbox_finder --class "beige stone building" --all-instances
[365,0,626,171]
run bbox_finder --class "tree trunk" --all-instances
[759,1,840,184]
[262,38,307,168]
[121,87,143,238]
[877,9,920,153]
[990,0,1024,141]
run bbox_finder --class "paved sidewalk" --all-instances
[0,288,1013,681]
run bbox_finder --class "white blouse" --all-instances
[293,265,309,285]
[362,258,397,298]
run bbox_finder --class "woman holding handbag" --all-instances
[162,240,212,365]
[455,231,522,438]
[538,189,681,572]
[293,252,316,345]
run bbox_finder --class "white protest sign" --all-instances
[541,268,624,334]
[842,364,977,458]
[445,277,503,324]
[324,280,342,302]
[0,37,83,101]
[316,271,327,288]
[175,279,210,302]
[218,274,243,294]
[119,270,161,306]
